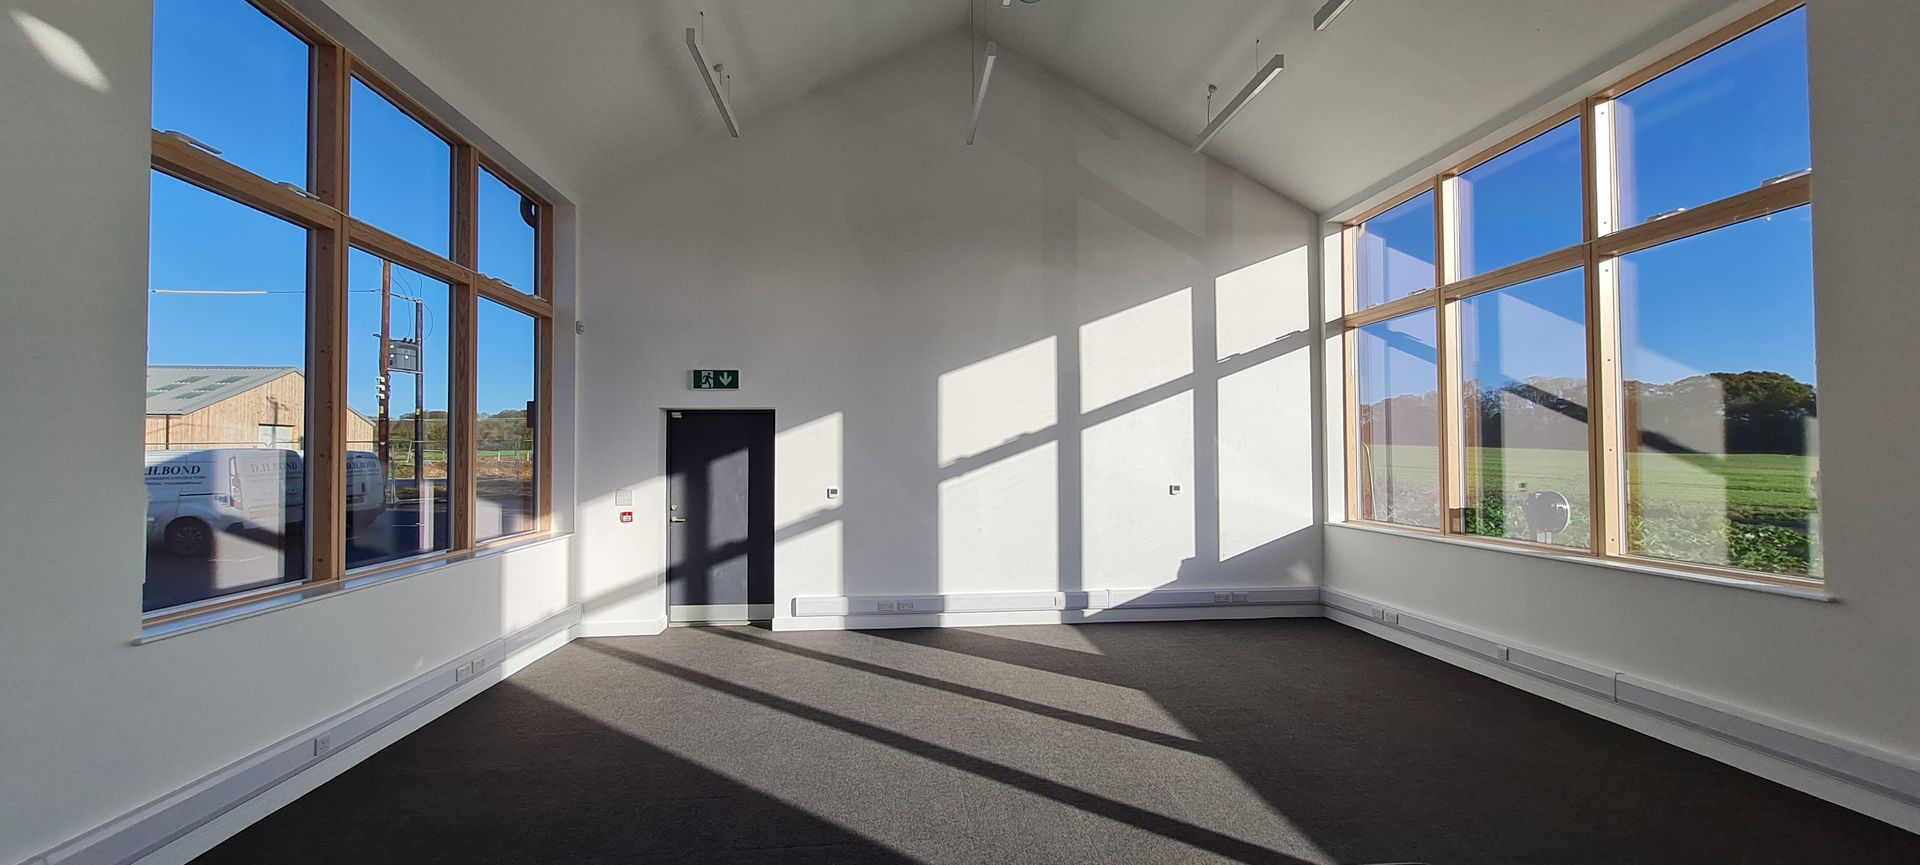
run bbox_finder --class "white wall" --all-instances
[1323,0,1920,772]
[0,3,576,862]
[575,31,1320,630]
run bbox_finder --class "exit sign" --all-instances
[690,369,740,390]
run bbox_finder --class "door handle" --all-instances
[669,517,688,523]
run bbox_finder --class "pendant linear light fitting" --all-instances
[967,41,998,146]
[685,26,740,137]
[1191,53,1283,153]
[1314,0,1355,31]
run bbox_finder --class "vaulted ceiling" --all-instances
[319,0,1740,213]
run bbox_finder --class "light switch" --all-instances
[826,488,839,499]
[1169,484,1182,495]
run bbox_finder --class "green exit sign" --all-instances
[690,369,740,390]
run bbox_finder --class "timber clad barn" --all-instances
[144,365,374,451]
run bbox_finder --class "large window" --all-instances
[477,301,540,541]
[1352,309,1440,529]
[152,0,308,187]
[1456,269,1591,549]
[478,166,540,295]
[349,78,453,257]
[1352,189,1436,310]
[146,0,555,621]
[345,250,454,568]
[144,170,311,612]
[1341,1,1818,585]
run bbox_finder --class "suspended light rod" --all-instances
[1314,0,1355,31]
[967,41,998,146]
[685,27,740,137]
[1191,53,1283,154]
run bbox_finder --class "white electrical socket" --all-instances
[877,601,896,612]
[1213,592,1233,604]
[1231,591,1249,604]
[1495,644,1511,661]
[313,733,333,757]
[1371,607,1386,620]
[1385,611,1400,625]
[454,664,469,683]
[897,601,915,611]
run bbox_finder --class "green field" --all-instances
[1359,445,1820,577]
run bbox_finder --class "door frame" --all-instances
[662,407,776,624]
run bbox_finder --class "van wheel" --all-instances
[164,518,214,558]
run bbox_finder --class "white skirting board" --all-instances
[775,605,1326,631]
[1322,588,1920,831]
[28,605,582,865]
[572,617,669,638]
[789,586,1323,618]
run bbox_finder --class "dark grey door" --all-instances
[666,410,774,622]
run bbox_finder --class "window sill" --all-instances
[136,532,571,644]
[1326,521,1833,603]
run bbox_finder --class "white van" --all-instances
[144,449,386,557]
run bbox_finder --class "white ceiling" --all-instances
[321,0,1739,212]
[321,0,969,198]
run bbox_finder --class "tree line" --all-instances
[380,409,533,454]
[1360,370,1816,455]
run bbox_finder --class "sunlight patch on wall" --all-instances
[1079,288,1192,413]
[938,337,1056,466]
[776,520,843,600]
[939,442,1058,593]
[11,11,108,92]
[1218,354,1313,560]
[579,474,668,618]
[498,537,571,633]
[1082,393,1193,587]
[775,412,843,528]
[1216,247,1308,361]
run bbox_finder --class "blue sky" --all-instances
[149,0,537,418]
[152,1,1811,419]
[1357,8,1813,405]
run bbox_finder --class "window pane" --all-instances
[1458,119,1583,278]
[1354,191,1436,310]
[1458,269,1591,548]
[1354,309,1439,528]
[1618,206,1818,577]
[1614,8,1810,227]
[477,301,539,540]
[479,167,539,295]
[152,0,309,187]
[350,79,452,257]
[345,249,453,568]
[145,171,309,612]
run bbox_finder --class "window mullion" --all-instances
[306,212,350,586]
[1341,226,1361,522]
[451,145,478,551]
[1584,96,1624,559]
[307,40,351,586]
[1435,175,1463,534]
[451,279,478,551]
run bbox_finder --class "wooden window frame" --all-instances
[144,0,557,625]
[1339,0,1818,590]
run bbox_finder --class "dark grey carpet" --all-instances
[193,619,1920,864]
